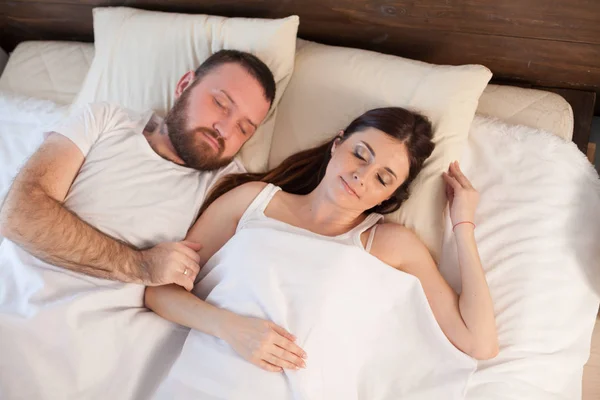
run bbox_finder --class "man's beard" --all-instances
[164,86,233,171]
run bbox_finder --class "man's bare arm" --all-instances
[0,133,201,288]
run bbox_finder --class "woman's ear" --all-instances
[174,71,196,98]
[331,130,345,155]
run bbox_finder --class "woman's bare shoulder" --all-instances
[187,181,269,242]
[374,222,421,246]
[370,222,432,269]
[208,181,269,218]
[229,181,269,200]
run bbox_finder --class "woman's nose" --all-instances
[353,172,364,186]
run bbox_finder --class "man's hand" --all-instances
[138,241,202,291]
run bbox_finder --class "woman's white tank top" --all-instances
[237,183,383,252]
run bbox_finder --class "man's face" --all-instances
[165,63,271,170]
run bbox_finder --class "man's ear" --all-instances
[175,71,196,98]
[331,130,345,155]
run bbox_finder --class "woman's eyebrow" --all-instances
[384,167,397,179]
[360,141,376,157]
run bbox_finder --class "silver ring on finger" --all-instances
[183,267,189,276]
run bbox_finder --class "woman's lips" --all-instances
[340,176,359,198]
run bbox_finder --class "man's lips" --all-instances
[340,177,359,198]
[202,131,221,151]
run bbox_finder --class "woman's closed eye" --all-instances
[353,148,388,186]
[353,148,368,161]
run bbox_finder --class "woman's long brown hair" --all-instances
[200,107,435,216]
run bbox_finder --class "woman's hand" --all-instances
[217,311,307,372]
[442,161,479,227]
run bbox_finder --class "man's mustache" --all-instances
[191,127,224,151]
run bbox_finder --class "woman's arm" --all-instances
[144,179,253,328]
[373,162,498,360]
[442,161,498,359]
[144,181,307,372]
[374,224,498,360]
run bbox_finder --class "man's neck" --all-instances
[142,113,186,165]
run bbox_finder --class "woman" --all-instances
[145,107,498,384]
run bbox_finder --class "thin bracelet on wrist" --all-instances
[452,221,475,232]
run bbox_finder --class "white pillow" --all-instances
[270,39,492,260]
[75,7,299,172]
[439,116,600,399]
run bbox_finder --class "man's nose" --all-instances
[213,118,235,140]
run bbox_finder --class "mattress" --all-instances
[0,40,574,142]
[478,84,573,141]
[0,41,94,105]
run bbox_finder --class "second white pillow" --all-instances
[270,39,492,260]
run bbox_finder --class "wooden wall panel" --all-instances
[0,3,93,42]
[5,0,599,44]
[1,0,599,113]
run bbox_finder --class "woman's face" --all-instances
[324,127,410,212]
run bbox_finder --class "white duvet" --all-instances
[0,92,598,400]
[440,117,600,400]
[155,225,476,399]
[0,93,66,207]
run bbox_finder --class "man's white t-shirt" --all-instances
[57,102,244,248]
[0,102,244,399]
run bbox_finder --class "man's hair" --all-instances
[194,50,276,108]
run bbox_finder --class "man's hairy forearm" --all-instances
[0,180,143,283]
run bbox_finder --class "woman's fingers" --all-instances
[271,327,307,359]
[271,343,306,368]
[258,360,283,373]
[271,323,296,342]
[450,161,474,189]
[269,323,307,369]
[444,174,454,197]
[264,353,301,370]
[442,171,461,191]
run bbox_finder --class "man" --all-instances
[0,50,275,399]
[0,50,273,290]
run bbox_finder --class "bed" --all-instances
[0,3,598,400]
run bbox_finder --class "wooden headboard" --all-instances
[1,0,599,117]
